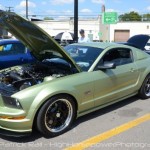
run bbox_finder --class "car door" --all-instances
[0,42,31,69]
[93,47,140,107]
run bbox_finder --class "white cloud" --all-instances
[63,10,73,14]
[50,0,73,5]
[80,9,92,13]
[50,0,85,5]
[129,8,139,12]
[0,4,5,10]
[106,9,116,12]
[106,8,120,13]
[147,6,150,11]
[91,0,105,4]
[16,1,36,9]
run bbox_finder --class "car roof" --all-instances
[0,39,20,44]
[70,42,121,49]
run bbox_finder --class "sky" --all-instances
[0,0,150,19]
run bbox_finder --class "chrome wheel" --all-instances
[144,78,150,96]
[44,99,73,133]
[139,74,150,99]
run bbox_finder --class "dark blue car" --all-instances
[0,39,35,69]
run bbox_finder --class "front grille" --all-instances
[0,83,18,96]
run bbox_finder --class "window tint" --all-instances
[0,43,26,55]
[100,48,133,66]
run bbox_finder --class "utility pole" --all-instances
[74,0,78,42]
[26,0,28,19]
[6,7,13,12]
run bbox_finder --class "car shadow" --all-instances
[0,96,141,142]
[72,96,140,128]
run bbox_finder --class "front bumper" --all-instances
[0,127,31,137]
[0,95,33,137]
[0,112,32,137]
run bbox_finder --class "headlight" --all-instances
[2,95,22,109]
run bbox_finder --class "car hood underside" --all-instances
[0,10,80,71]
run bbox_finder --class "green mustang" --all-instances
[0,11,150,137]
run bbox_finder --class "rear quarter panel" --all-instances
[132,47,150,89]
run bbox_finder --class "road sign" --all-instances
[102,12,118,24]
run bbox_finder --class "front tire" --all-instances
[139,74,150,99]
[36,95,76,137]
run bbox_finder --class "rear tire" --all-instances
[36,95,76,137]
[139,74,150,99]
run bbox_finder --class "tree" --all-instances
[119,11,142,21]
[142,13,150,21]
[44,17,54,20]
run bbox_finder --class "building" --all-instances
[99,21,150,42]
[33,18,150,42]
[32,4,150,42]
[109,22,150,42]
[32,17,100,41]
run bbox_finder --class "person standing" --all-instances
[78,29,90,43]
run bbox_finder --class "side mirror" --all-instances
[97,62,116,70]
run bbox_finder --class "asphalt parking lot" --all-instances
[0,96,150,150]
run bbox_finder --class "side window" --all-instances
[0,44,12,51]
[0,44,13,55]
[0,43,26,55]
[99,48,133,67]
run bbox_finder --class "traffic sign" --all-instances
[102,12,118,24]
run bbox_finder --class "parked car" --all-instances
[0,39,35,69]
[145,42,150,50]
[121,34,150,53]
[0,11,150,137]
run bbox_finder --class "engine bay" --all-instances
[0,59,76,96]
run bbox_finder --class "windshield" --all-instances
[64,45,103,71]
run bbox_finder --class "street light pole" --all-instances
[26,0,28,19]
[74,0,78,42]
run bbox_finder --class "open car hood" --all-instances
[0,10,80,71]
[127,34,150,50]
